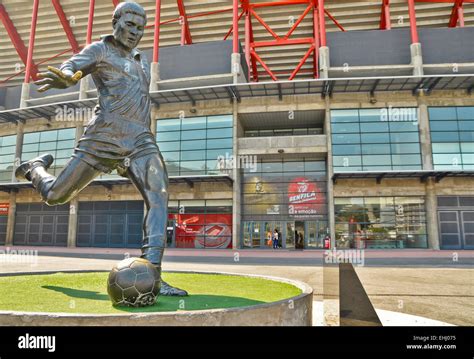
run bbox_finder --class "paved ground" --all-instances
[0,246,473,326]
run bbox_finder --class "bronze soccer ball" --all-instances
[107,257,161,307]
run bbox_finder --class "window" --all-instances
[335,196,427,249]
[243,127,323,137]
[331,108,422,172]
[0,134,17,182]
[429,106,474,170]
[156,115,233,176]
[21,128,75,177]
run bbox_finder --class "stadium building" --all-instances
[0,0,473,251]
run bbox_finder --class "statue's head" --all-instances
[112,2,147,51]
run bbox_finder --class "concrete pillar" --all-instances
[425,177,440,250]
[5,111,26,246]
[324,98,336,247]
[66,78,89,248]
[149,62,160,92]
[7,121,25,246]
[5,191,16,246]
[231,53,242,84]
[319,46,330,80]
[19,82,30,109]
[232,100,241,249]
[410,43,423,77]
[11,121,24,182]
[417,101,434,170]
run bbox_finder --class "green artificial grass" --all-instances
[0,272,301,314]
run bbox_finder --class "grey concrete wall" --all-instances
[3,85,21,110]
[327,28,412,67]
[238,135,327,156]
[144,41,247,81]
[420,27,474,64]
[327,27,474,70]
[0,271,313,326]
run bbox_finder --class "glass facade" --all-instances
[156,115,233,176]
[0,134,17,182]
[429,106,474,170]
[242,158,328,249]
[22,128,76,177]
[335,196,427,249]
[168,199,232,249]
[331,108,422,172]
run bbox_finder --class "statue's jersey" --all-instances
[60,35,158,173]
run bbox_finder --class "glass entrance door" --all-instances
[295,221,305,249]
[242,221,262,248]
[264,221,283,248]
[286,221,295,249]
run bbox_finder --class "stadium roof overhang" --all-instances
[332,170,474,184]
[151,74,474,106]
[1,74,473,124]
[0,174,233,193]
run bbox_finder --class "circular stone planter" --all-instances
[0,270,313,326]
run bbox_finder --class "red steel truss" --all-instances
[51,0,80,54]
[1,0,474,85]
[240,0,326,81]
[0,3,39,81]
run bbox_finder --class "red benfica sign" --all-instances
[0,203,9,215]
[288,177,324,217]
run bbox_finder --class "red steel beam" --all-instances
[250,8,280,40]
[407,0,419,43]
[0,4,39,80]
[313,3,319,78]
[112,0,120,7]
[415,0,473,2]
[233,0,239,53]
[318,0,327,46]
[252,38,314,48]
[284,3,313,40]
[177,0,192,45]
[252,1,311,8]
[448,0,464,27]
[251,50,278,81]
[289,45,315,80]
[245,11,251,80]
[379,0,391,30]
[458,5,465,26]
[248,10,258,81]
[224,10,244,40]
[86,0,95,45]
[25,0,40,83]
[51,0,80,53]
[324,9,345,32]
[153,0,162,62]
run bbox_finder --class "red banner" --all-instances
[169,213,232,249]
[0,203,9,216]
[287,177,325,217]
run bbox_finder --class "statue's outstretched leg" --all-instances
[15,153,101,206]
[127,153,188,297]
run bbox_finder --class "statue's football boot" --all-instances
[15,154,54,181]
[141,247,188,296]
[159,279,188,296]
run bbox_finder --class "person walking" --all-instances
[272,229,280,249]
